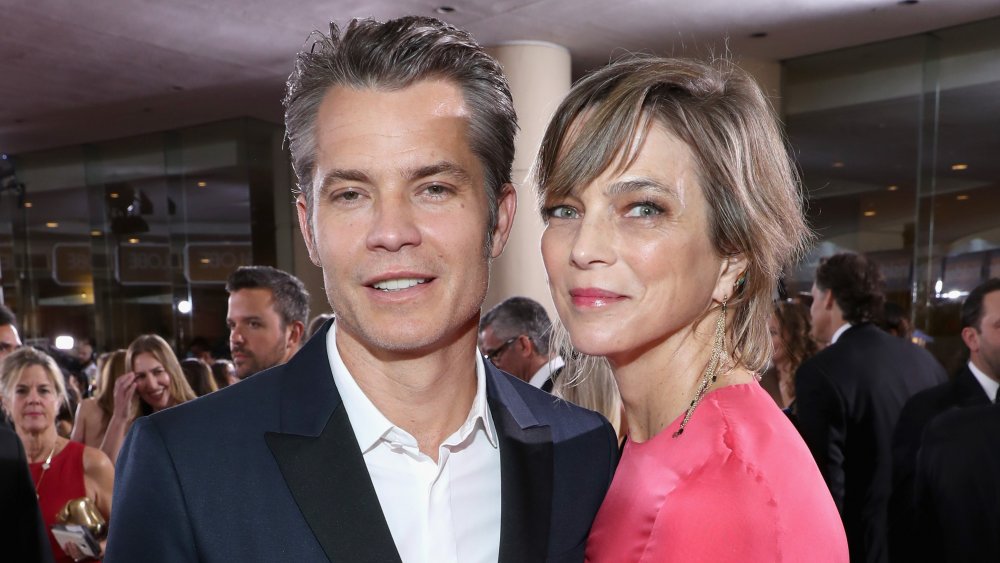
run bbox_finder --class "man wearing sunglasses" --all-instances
[481,297,564,393]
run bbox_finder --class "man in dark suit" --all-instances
[480,297,563,392]
[912,403,1000,562]
[888,278,1000,561]
[795,253,946,563]
[106,16,618,563]
[0,424,54,563]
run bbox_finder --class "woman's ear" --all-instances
[714,252,749,303]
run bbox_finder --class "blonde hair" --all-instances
[0,347,69,412]
[535,55,812,372]
[126,335,197,416]
[95,349,129,420]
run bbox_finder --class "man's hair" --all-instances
[0,304,16,327]
[225,266,310,328]
[535,56,811,372]
[961,278,1000,331]
[480,297,553,356]
[284,16,517,242]
[814,253,885,325]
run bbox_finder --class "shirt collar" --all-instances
[328,326,498,454]
[830,323,852,345]
[528,356,565,389]
[968,360,1000,401]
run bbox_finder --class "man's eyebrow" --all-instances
[605,178,678,197]
[317,168,372,192]
[406,161,473,184]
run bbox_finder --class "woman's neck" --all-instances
[21,428,60,463]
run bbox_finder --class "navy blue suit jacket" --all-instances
[105,323,618,562]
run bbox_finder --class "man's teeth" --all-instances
[373,278,429,291]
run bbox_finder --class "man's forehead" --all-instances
[0,323,20,342]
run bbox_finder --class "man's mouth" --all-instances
[371,278,430,292]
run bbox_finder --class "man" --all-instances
[107,16,617,563]
[912,403,1000,562]
[795,252,946,563]
[888,278,999,561]
[0,425,54,563]
[225,265,309,379]
[0,304,21,428]
[0,304,21,362]
[480,297,563,392]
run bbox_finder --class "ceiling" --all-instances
[3,0,1000,154]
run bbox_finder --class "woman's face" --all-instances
[10,364,60,434]
[768,314,787,365]
[133,352,175,412]
[541,122,734,361]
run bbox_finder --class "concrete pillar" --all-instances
[484,41,572,320]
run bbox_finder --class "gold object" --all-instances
[673,296,728,438]
[56,497,108,540]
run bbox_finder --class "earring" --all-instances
[733,271,747,292]
[674,295,728,438]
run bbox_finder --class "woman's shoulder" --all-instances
[81,442,114,474]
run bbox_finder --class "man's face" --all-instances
[227,288,295,379]
[297,80,515,356]
[0,324,21,361]
[479,324,528,380]
[967,290,1000,380]
[809,283,834,344]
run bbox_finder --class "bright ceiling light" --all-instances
[54,335,75,350]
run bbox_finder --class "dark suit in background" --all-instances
[913,404,1000,563]
[0,425,55,563]
[888,364,991,561]
[105,323,618,562]
[795,323,946,563]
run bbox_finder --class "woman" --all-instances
[210,359,239,390]
[1,347,114,562]
[536,56,848,561]
[180,358,218,397]
[760,301,818,409]
[101,335,197,464]
[71,350,127,448]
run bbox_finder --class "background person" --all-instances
[536,55,846,561]
[101,335,196,464]
[760,300,818,410]
[71,350,127,448]
[209,359,238,390]
[479,296,563,391]
[225,266,309,380]
[180,358,218,397]
[795,253,946,563]
[1,347,113,562]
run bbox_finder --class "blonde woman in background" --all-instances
[1,347,113,562]
[101,335,196,464]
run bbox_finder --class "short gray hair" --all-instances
[480,296,553,355]
[284,16,517,240]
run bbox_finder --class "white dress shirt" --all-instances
[830,323,852,345]
[326,328,502,563]
[528,356,565,389]
[968,360,1000,403]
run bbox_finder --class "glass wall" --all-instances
[0,118,291,356]
[783,17,1000,368]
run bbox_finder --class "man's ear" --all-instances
[713,252,750,303]
[490,184,517,259]
[961,326,979,353]
[288,321,306,349]
[296,195,321,267]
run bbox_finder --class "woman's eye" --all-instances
[624,202,663,218]
[546,205,579,219]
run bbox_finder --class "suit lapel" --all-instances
[955,366,993,406]
[487,364,554,563]
[264,321,401,563]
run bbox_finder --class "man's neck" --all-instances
[335,324,480,460]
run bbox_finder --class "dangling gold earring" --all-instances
[674,295,728,438]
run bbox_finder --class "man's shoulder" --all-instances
[490,368,612,436]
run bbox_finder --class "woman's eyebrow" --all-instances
[605,178,678,198]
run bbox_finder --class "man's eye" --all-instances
[424,184,449,197]
[546,205,579,219]
[333,189,361,202]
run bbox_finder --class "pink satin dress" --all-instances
[586,382,848,562]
